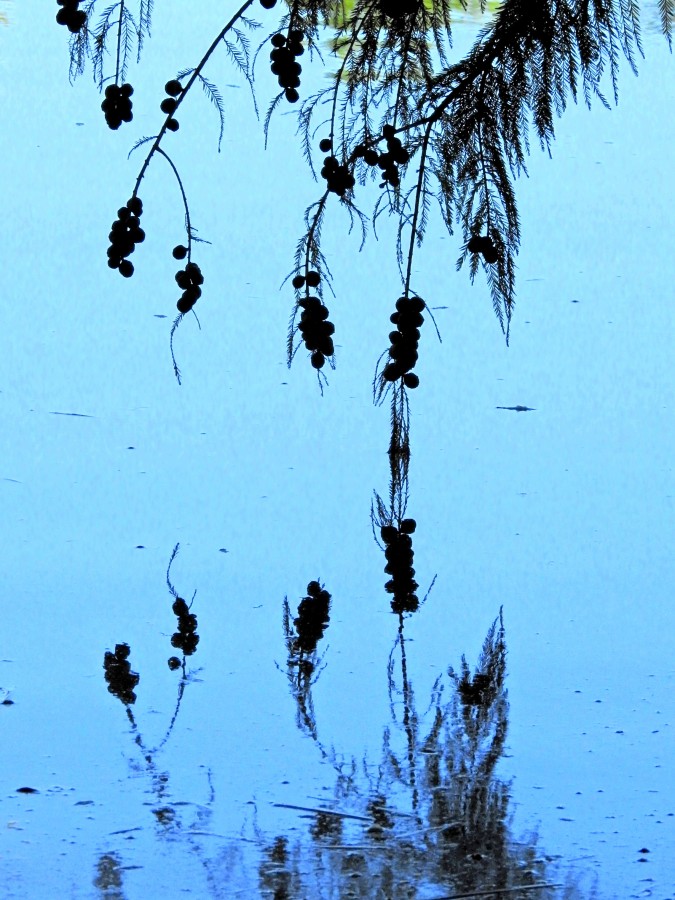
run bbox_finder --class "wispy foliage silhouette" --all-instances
[62,0,671,382]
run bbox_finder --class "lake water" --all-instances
[1,3,674,899]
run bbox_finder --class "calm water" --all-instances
[1,3,674,899]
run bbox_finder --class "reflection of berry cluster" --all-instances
[175,261,203,314]
[321,153,356,197]
[355,125,410,188]
[295,281,335,371]
[382,295,425,388]
[381,519,419,615]
[294,581,331,654]
[270,30,304,103]
[56,0,87,33]
[107,197,144,277]
[170,597,199,659]
[101,83,134,130]
[467,233,498,264]
[160,79,183,132]
[103,643,140,705]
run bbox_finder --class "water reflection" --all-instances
[101,543,200,757]
[264,607,579,898]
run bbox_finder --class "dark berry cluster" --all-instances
[103,643,139,705]
[294,581,331,655]
[170,597,199,658]
[101,83,134,130]
[56,0,86,33]
[321,153,356,197]
[174,259,203,314]
[467,233,499,264]
[160,79,183,132]
[270,30,304,103]
[382,295,425,388]
[107,196,144,278]
[381,519,419,615]
[355,125,410,188]
[294,272,335,369]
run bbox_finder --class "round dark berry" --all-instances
[168,656,181,670]
[292,275,305,289]
[400,518,417,534]
[166,118,180,132]
[403,372,420,389]
[319,138,332,153]
[161,97,177,115]
[381,525,398,543]
[311,351,325,369]
[165,80,182,97]
[173,245,188,260]
[127,196,143,216]
[260,0,276,7]
[120,83,134,98]
[306,270,320,288]
[285,87,299,103]
[119,259,134,278]
[271,33,286,47]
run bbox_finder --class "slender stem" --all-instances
[115,0,126,83]
[132,0,255,197]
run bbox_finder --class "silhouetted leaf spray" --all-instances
[60,0,672,382]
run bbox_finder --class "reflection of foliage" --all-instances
[267,609,578,897]
[93,852,126,900]
[102,544,200,761]
[280,581,332,742]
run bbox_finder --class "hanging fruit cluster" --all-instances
[467,233,499,264]
[103,643,140,705]
[170,597,199,659]
[294,270,335,369]
[355,125,410,188]
[175,261,204,314]
[293,581,331,655]
[321,155,356,197]
[380,519,419,615]
[101,83,134,130]
[56,0,86,33]
[270,29,304,103]
[382,295,425,388]
[107,197,144,277]
[160,79,182,131]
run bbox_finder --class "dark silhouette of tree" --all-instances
[61,0,673,384]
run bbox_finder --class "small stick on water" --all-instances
[429,884,563,900]
[273,802,370,822]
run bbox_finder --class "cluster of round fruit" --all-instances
[107,197,144,277]
[354,125,410,188]
[321,153,356,197]
[293,581,331,655]
[159,79,182,132]
[295,280,335,371]
[467,233,499,264]
[101,83,134,130]
[103,643,140,705]
[380,520,419,615]
[174,258,203,313]
[56,0,86,33]
[169,597,199,659]
[270,30,304,103]
[381,295,425,387]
